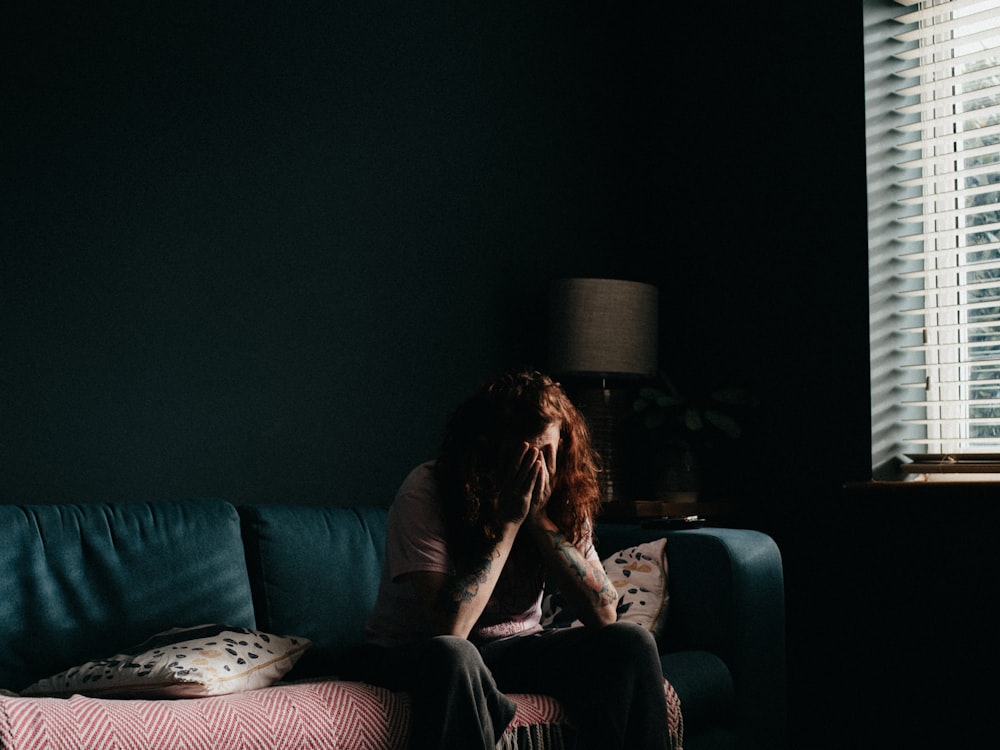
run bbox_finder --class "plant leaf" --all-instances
[684,407,703,431]
[657,394,682,408]
[705,409,741,438]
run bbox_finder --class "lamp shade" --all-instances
[547,278,658,377]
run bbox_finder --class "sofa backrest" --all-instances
[0,498,256,692]
[237,504,387,681]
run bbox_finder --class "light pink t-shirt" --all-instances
[364,461,600,647]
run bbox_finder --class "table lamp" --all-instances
[547,278,659,503]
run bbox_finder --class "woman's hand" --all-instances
[495,441,549,526]
[525,446,552,524]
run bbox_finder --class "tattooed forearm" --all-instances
[544,529,618,606]
[591,563,619,606]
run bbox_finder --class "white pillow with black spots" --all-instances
[541,538,669,637]
[20,624,311,699]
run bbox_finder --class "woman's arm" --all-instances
[403,519,522,639]
[525,515,618,629]
[406,441,551,638]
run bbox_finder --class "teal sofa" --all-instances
[0,498,786,749]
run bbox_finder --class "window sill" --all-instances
[902,473,1000,482]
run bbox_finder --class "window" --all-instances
[866,0,1000,478]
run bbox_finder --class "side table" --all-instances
[599,500,742,525]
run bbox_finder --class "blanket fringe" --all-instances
[499,723,568,750]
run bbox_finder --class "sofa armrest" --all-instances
[595,524,787,750]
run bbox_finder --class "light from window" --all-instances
[866,0,1000,475]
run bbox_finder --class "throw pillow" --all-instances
[541,538,669,637]
[21,624,311,699]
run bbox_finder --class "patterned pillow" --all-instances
[541,539,669,637]
[20,624,311,699]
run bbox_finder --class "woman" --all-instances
[355,370,669,750]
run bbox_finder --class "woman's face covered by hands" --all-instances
[495,421,561,523]
[528,421,561,480]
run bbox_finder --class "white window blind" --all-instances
[867,0,1000,472]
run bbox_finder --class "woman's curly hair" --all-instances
[433,370,602,565]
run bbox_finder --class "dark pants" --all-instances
[350,622,669,750]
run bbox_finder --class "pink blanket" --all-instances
[1,678,683,749]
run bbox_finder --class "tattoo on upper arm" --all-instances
[440,546,497,613]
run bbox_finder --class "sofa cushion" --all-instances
[21,624,310,699]
[238,504,388,680]
[0,499,256,692]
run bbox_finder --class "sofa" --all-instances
[0,498,786,750]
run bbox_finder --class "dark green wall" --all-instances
[1,3,656,506]
[1,3,870,510]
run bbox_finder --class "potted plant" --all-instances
[624,374,757,502]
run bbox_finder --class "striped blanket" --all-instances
[0,678,683,749]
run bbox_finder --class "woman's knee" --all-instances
[420,635,488,674]
[595,621,660,659]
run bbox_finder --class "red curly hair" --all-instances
[433,370,602,566]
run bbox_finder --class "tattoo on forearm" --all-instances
[544,530,618,606]
[592,563,619,606]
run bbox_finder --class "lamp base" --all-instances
[564,380,632,504]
